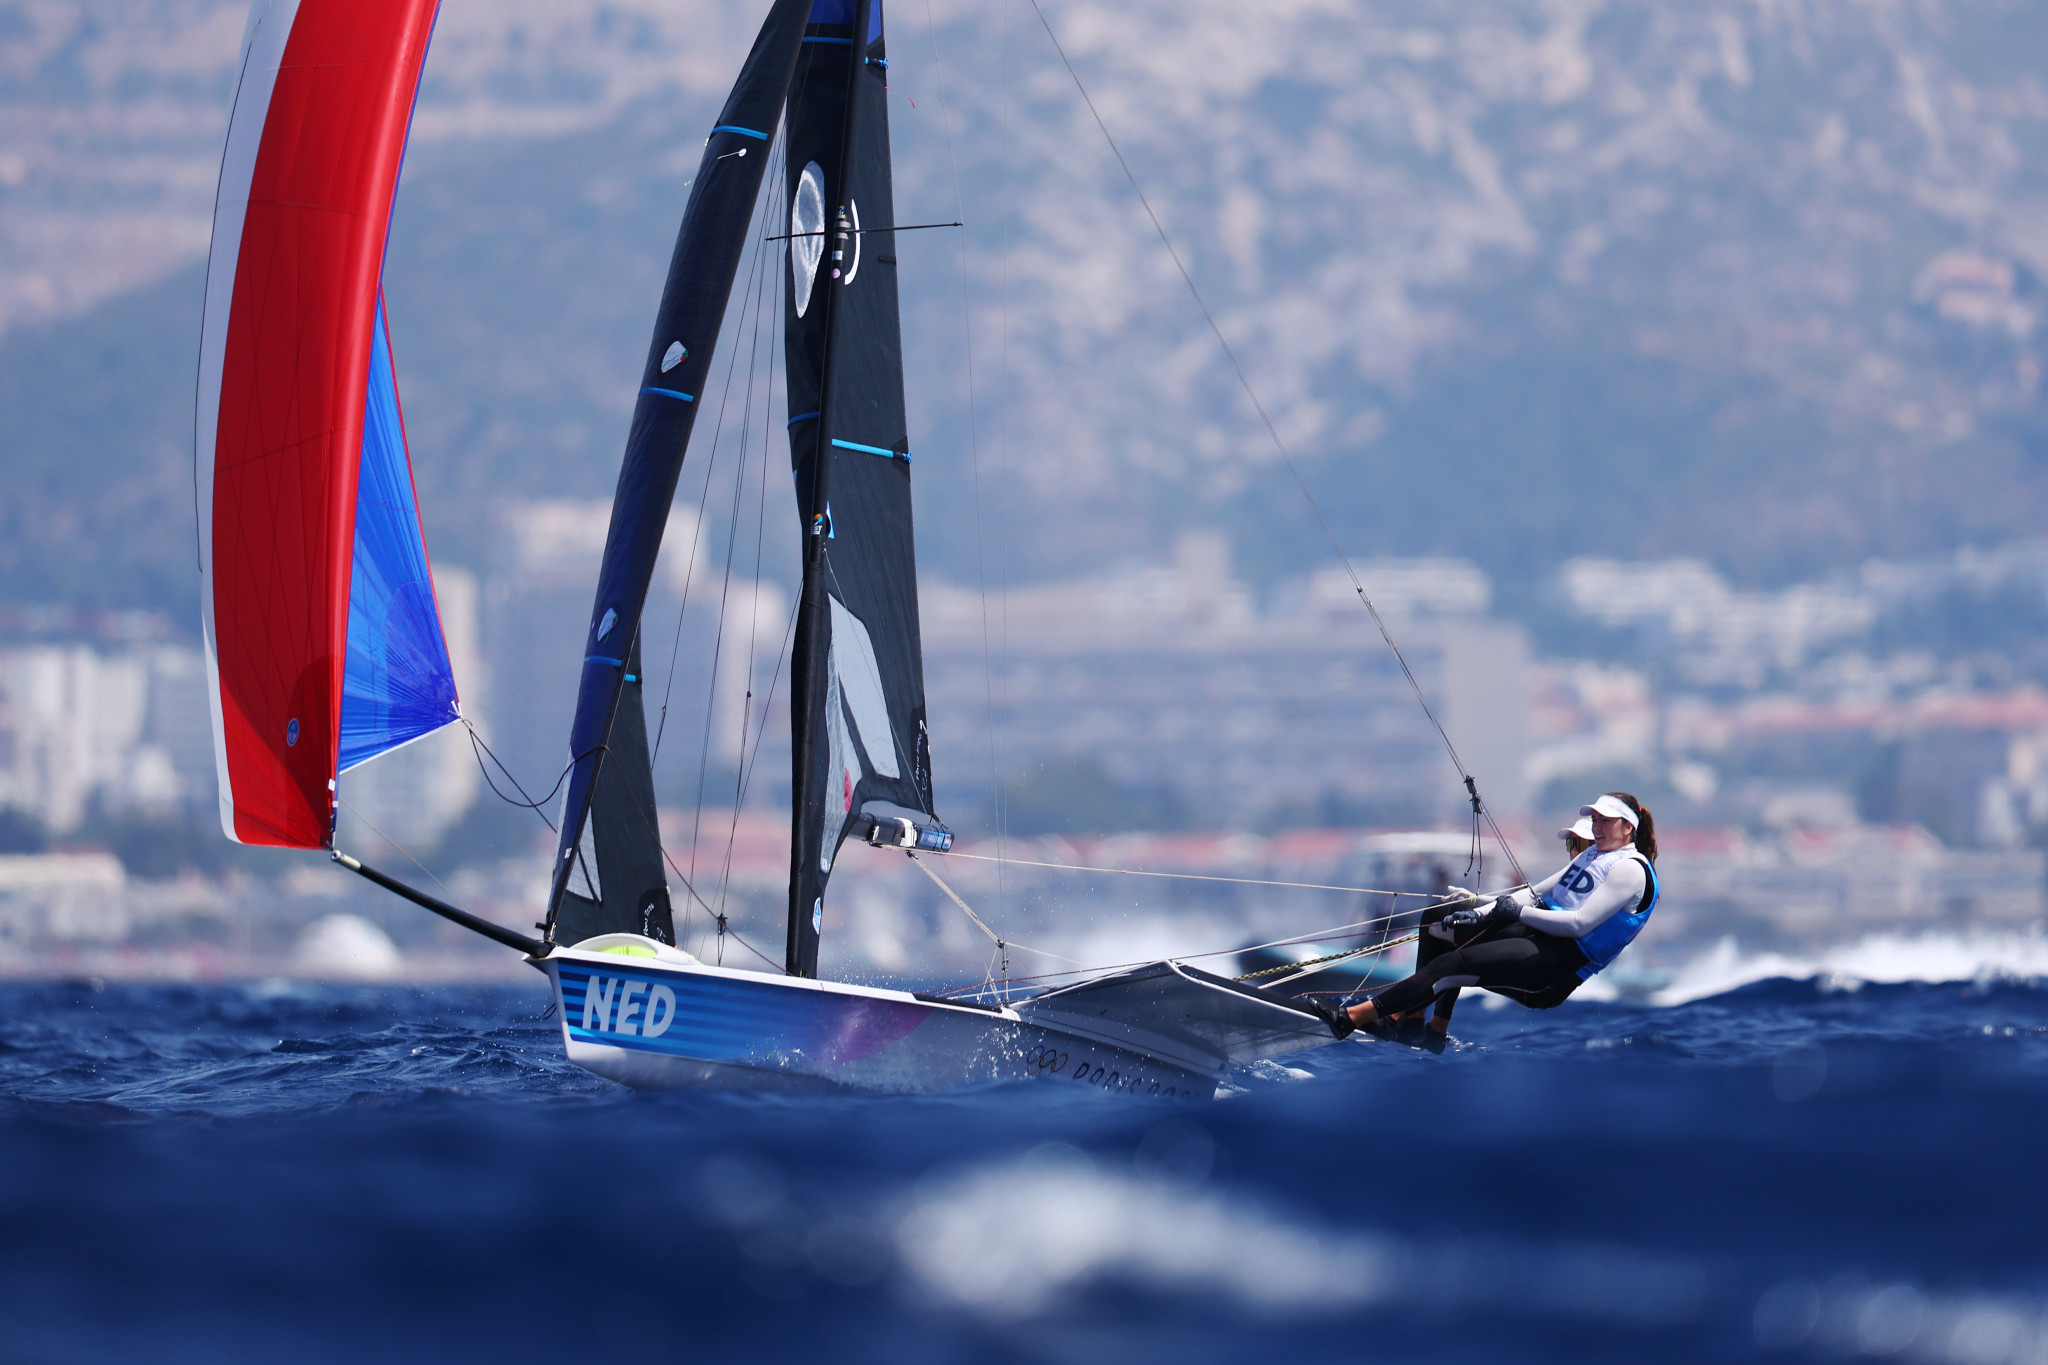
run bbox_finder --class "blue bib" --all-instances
[1569,852,1658,979]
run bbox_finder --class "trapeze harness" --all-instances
[1369,845,1660,1016]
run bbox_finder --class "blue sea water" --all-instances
[2,966,2044,1363]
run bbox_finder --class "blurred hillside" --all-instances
[5,0,2048,619]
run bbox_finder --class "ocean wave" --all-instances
[895,1143,1395,1316]
[890,1141,1712,1326]
[1650,930,2048,1006]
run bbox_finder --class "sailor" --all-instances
[1308,792,1659,1042]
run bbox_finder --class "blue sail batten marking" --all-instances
[712,124,768,140]
[640,387,696,403]
[831,437,909,462]
[787,411,820,426]
[802,35,853,44]
[585,656,624,667]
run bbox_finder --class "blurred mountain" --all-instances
[5,0,2048,620]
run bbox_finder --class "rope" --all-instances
[464,720,563,831]
[940,849,1440,898]
[1230,934,1412,982]
[1244,932,1421,989]
[1024,0,1526,889]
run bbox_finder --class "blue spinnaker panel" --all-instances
[339,296,459,773]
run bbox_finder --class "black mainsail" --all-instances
[545,0,812,948]
[782,0,946,977]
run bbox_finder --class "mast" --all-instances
[543,0,812,948]
[782,0,947,978]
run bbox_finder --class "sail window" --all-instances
[792,162,826,317]
[827,595,899,778]
[574,817,603,901]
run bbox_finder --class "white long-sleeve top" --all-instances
[1505,847,1649,939]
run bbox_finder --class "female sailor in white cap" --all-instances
[1307,791,1660,1043]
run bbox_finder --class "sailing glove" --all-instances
[1439,906,1484,928]
[1481,895,1523,927]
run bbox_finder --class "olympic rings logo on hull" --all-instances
[1025,1043,1189,1098]
[1025,1044,1069,1075]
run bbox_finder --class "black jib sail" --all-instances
[545,0,812,948]
[783,0,947,978]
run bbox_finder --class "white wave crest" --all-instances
[895,1144,1394,1316]
[1652,930,2048,1006]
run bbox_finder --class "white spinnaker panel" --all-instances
[195,0,303,840]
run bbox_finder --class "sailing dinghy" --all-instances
[200,0,1365,1095]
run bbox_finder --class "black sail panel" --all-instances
[544,0,811,944]
[553,630,674,946]
[784,0,941,978]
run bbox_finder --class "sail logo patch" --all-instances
[790,161,826,316]
[576,973,677,1038]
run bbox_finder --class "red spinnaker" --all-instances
[198,0,439,847]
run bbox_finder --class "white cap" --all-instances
[1579,794,1640,828]
[1557,815,1594,842]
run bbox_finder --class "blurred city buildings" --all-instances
[3,522,2048,979]
[921,531,1530,830]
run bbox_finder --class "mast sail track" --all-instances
[198,0,456,849]
[784,0,946,979]
[544,0,813,945]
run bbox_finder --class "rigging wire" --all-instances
[731,593,802,820]
[691,198,778,864]
[593,738,783,972]
[989,0,1020,926]
[335,793,461,905]
[922,0,1009,919]
[919,900,1457,1000]
[906,852,1084,967]
[939,848,1447,898]
[1022,0,1526,888]
[675,184,778,879]
[716,144,790,927]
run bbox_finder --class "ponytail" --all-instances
[1605,791,1657,865]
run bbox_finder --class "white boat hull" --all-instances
[544,947,1339,1097]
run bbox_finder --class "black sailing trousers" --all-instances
[1368,905,1590,1018]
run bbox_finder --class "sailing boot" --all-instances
[1295,995,1355,1040]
